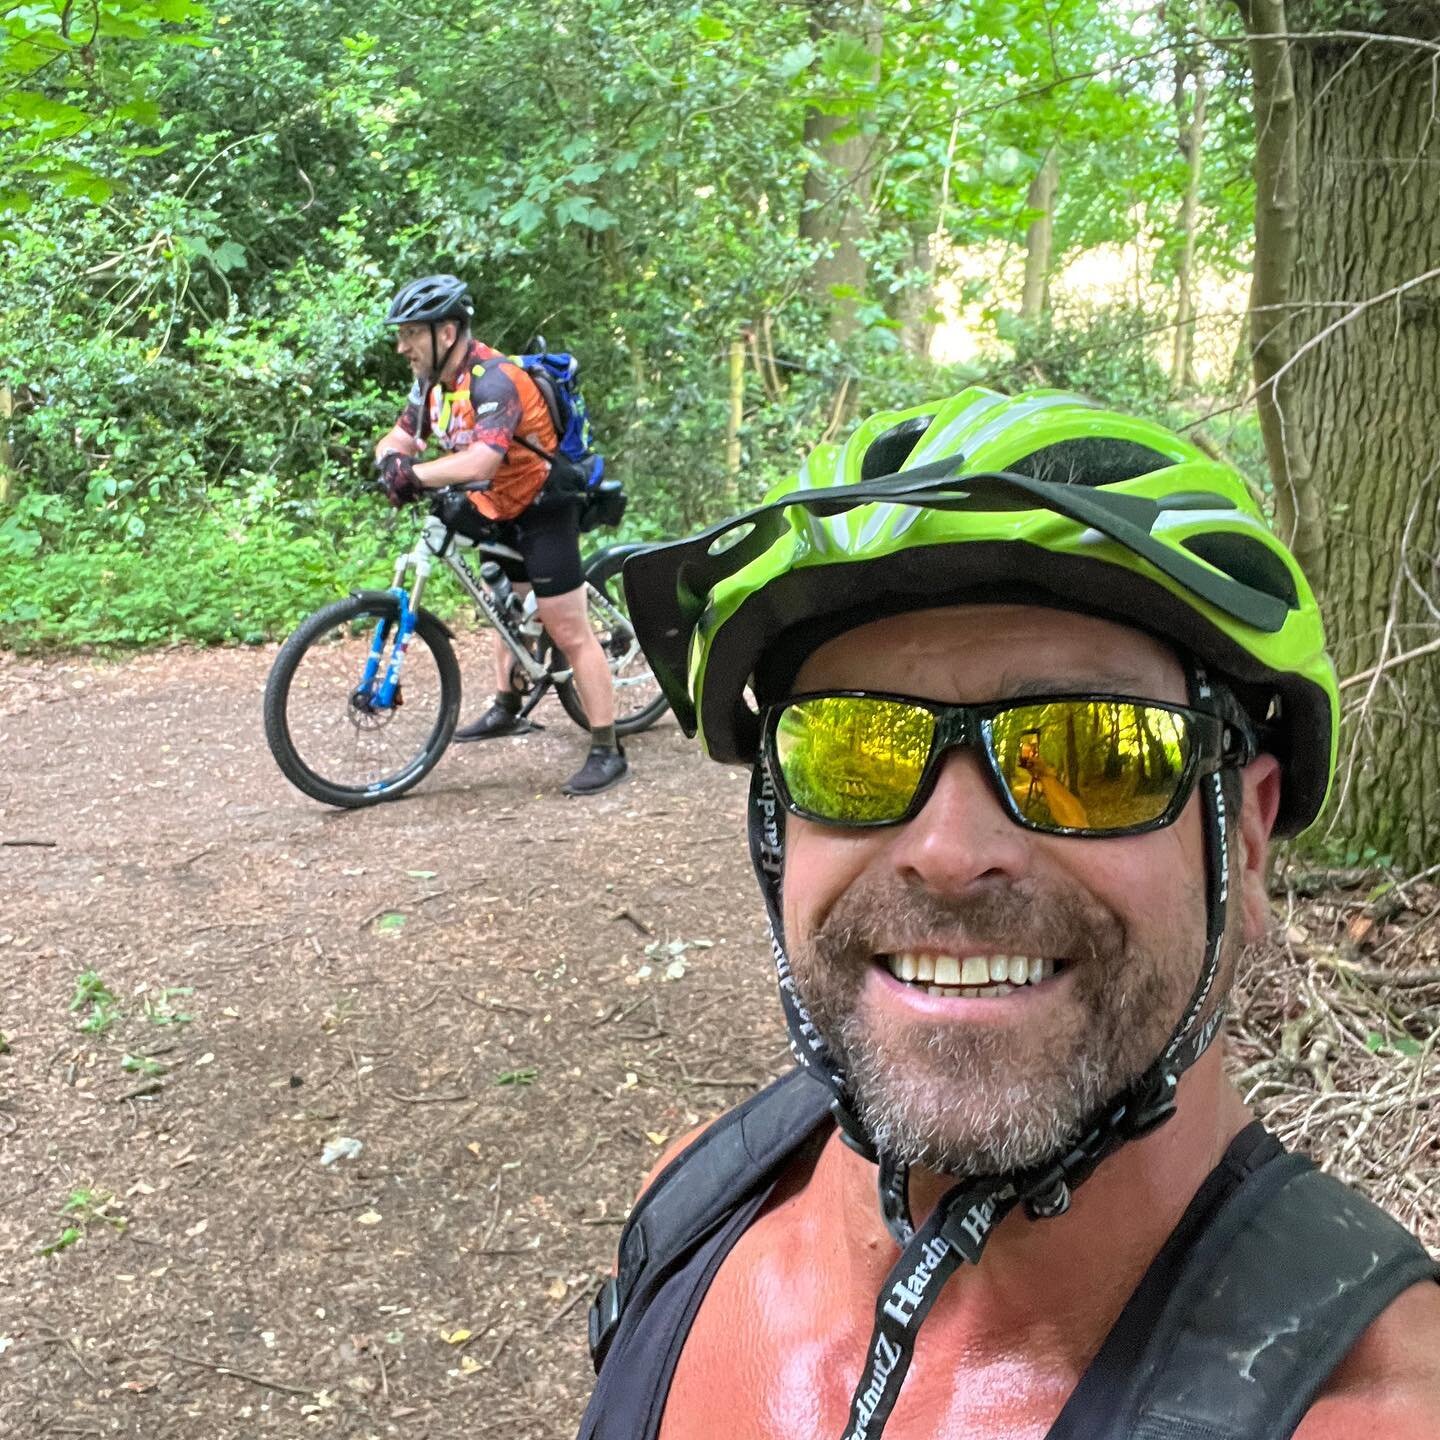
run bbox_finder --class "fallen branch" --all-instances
[543,1286,590,1332]
[611,908,654,936]
[160,1349,316,1399]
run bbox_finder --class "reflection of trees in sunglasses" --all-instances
[776,697,933,823]
[996,702,1190,829]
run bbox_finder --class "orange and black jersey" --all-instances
[397,339,557,521]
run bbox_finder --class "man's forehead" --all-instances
[791,603,1186,699]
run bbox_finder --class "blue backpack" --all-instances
[511,350,605,489]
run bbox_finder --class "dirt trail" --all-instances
[0,645,1434,1438]
[0,642,785,1438]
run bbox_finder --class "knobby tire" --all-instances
[264,594,461,808]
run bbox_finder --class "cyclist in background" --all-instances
[373,274,627,797]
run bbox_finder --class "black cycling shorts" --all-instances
[452,496,585,598]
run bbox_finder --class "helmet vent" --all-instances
[861,415,937,479]
[1181,533,1300,607]
[1008,438,1173,487]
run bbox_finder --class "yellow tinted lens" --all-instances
[774,697,936,824]
[991,700,1192,831]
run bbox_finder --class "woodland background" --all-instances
[0,0,1437,865]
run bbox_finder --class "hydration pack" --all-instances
[511,350,605,488]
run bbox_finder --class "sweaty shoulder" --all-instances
[1296,1278,1440,1439]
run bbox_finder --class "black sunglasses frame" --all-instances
[761,690,1251,838]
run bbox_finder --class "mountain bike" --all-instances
[263,484,667,808]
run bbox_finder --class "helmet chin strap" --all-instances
[423,321,464,391]
[744,661,1240,1440]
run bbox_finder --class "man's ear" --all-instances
[1237,754,1283,942]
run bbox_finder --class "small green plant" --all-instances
[121,1054,167,1077]
[142,987,195,1027]
[495,1067,538,1087]
[68,972,119,1034]
[38,1186,126,1256]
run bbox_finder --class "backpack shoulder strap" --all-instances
[588,1066,833,1370]
[1051,1124,1438,1440]
[1130,1161,1438,1439]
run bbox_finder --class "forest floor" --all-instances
[1,641,1436,1440]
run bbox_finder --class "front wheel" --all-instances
[264,594,461,808]
[556,544,670,737]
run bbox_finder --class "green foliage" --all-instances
[0,0,1266,646]
[38,1185,126,1256]
[0,0,208,231]
[68,970,119,1033]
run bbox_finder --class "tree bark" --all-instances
[725,337,744,497]
[1019,146,1059,325]
[799,1,882,346]
[0,384,14,509]
[1170,65,1206,393]
[890,225,937,359]
[1251,2,1440,867]
[1238,0,1322,575]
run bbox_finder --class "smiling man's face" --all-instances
[780,603,1252,1177]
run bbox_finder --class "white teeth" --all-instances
[884,953,1060,993]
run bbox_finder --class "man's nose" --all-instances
[886,749,1031,896]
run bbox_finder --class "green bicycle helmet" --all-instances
[624,386,1337,834]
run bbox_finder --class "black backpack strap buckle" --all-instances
[588,1275,622,1372]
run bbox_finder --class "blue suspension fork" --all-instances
[355,587,418,710]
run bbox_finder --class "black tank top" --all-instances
[578,1068,1437,1440]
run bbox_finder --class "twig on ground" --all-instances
[160,1348,316,1398]
[543,1286,590,1332]
[32,1330,102,1383]
[611,908,654,936]
[481,1168,504,1250]
[388,1090,471,1105]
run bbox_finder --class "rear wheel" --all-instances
[264,594,461,808]
[557,545,669,736]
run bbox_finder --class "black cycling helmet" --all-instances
[385,273,474,327]
[385,274,475,388]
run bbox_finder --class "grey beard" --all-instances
[789,872,1192,1178]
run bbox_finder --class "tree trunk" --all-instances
[1239,0,1323,575]
[725,337,744,498]
[890,225,937,359]
[1019,146,1059,325]
[1170,66,1206,393]
[1255,2,1440,867]
[799,1,882,347]
[0,384,14,508]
